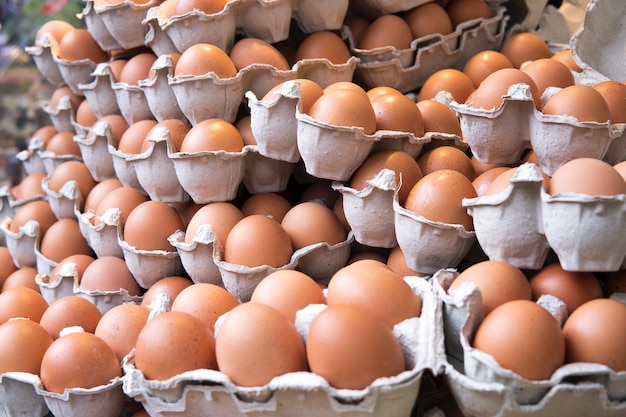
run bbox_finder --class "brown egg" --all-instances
[280,201,347,250]
[563,298,626,372]
[416,99,463,136]
[445,0,493,28]
[404,169,477,230]
[404,2,453,39]
[9,200,57,235]
[306,303,405,389]
[117,119,158,154]
[45,131,81,156]
[529,262,602,314]
[2,267,40,292]
[49,85,82,111]
[40,330,122,394]
[350,150,423,205]
[95,304,150,362]
[174,43,237,78]
[370,91,424,136]
[235,115,256,145]
[48,160,97,201]
[215,302,307,387]
[224,215,293,268]
[91,114,130,149]
[323,80,367,95]
[140,119,191,153]
[449,260,531,315]
[359,14,413,50]
[229,38,290,71]
[93,186,149,227]
[294,31,351,65]
[158,0,177,18]
[57,28,109,63]
[299,179,340,208]
[0,247,17,287]
[602,269,626,298]
[180,118,244,153]
[500,32,552,68]
[170,283,240,329]
[108,59,128,83]
[140,276,193,308]
[49,253,96,284]
[462,50,514,88]
[0,287,49,324]
[548,158,626,196]
[332,195,350,232]
[418,69,475,103]
[135,310,217,380]
[75,97,98,128]
[118,53,158,85]
[592,80,626,123]
[326,261,422,327]
[250,270,326,323]
[123,201,185,251]
[366,85,403,101]
[470,155,513,177]
[240,192,293,222]
[417,146,475,180]
[30,125,58,147]
[483,166,549,196]
[35,19,74,44]
[473,299,565,380]
[468,67,541,110]
[40,218,93,263]
[343,14,370,45]
[551,49,582,73]
[262,79,324,114]
[386,245,423,277]
[472,166,512,196]
[39,295,102,339]
[0,318,54,375]
[615,161,626,183]
[83,178,123,213]
[80,256,141,295]
[173,0,227,15]
[184,201,244,245]
[520,58,575,98]
[308,87,377,134]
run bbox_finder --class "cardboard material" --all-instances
[76,208,124,259]
[289,234,353,285]
[74,122,117,182]
[42,95,75,134]
[111,81,155,125]
[78,62,121,119]
[0,217,39,268]
[53,55,96,97]
[37,378,125,417]
[108,145,147,194]
[41,176,81,220]
[168,228,224,287]
[25,34,64,86]
[242,147,296,194]
[142,7,179,57]
[0,373,49,417]
[78,0,123,51]
[94,0,159,50]
[139,54,187,123]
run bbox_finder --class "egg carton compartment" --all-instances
[78,0,123,51]
[36,264,77,306]
[36,378,125,417]
[604,127,626,166]
[242,147,296,194]
[93,0,161,50]
[78,62,122,119]
[138,54,187,123]
[142,7,179,56]
[347,0,430,19]
[25,34,65,86]
[108,145,147,195]
[41,176,82,220]
[0,187,14,223]
[0,217,41,268]
[570,0,626,85]
[122,276,445,417]
[289,231,354,285]
[74,123,117,183]
[353,6,509,93]
[34,242,58,277]
[112,80,155,126]
[42,95,76,134]
[16,137,47,176]
[53,55,98,97]
[76,207,124,259]
[432,269,626,417]
[463,163,550,270]
[0,372,49,417]
[168,228,224,287]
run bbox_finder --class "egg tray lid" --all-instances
[432,269,626,416]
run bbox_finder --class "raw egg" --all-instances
[170,282,240,330]
[295,31,351,65]
[359,14,413,50]
[80,256,142,296]
[39,295,103,339]
[500,32,552,68]
[280,201,347,250]
[229,38,290,71]
[123,201,185,251]
[403,2,453,39]
[418,68,475,103]
[174,43,237,78]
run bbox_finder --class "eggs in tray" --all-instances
[2,0,626,416]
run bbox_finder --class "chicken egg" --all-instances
[294,31,351,65]
[83,178,123,213]
[280,201,347,251]
[57,28,109,63]
[123,200,185,252]
[308,86,377,134]
[94,304,150,362]
[0,287,49,324]
[39,218,94,263]
[520,57,575,98]
[592,80,626,123]
[416,98,463,137]
[462,50,513,88]
[48,253,95,284]
[174,43,237,78]
[35,19,74,45]
[403,2,453,39]
[45,131,81,157]
[39,295,103,339]
[140,275,193,308]
[3,267,40,292]
[240,192,293,222]
[445,0,493,28]
[262,79,324,114]
[173,0,227,16]
[118,53,158,85]
[93,186,149,227]
[467,67,541,110]
[9,200,57,235]
[170,282,239,330]
[548,158,626,196]
[0,318,53,377]
[80,256,142,296]
[229,38,290,71]
[500,32,552,68]
[359,14,413,51]
[417,146,475,180]
[117,119,158,154]
[180,118,244,153]
[418,68,475,103]
[48,160,97,201]
[370,90,424,136]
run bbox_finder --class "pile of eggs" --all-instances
[1,0,626,415]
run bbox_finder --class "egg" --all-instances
[403,2,453,39]
[83,178,123,213]
[123,200,185,252]
[0,247,16,286]
[417,146,475,180]
[529,262,602,314]
[0,287,48,324]
[170,283,240,330]
[462,50,514,88]
[118,53,158,85]
[2,267,40,292]
[343,14,369,45]
[592,80,626,123]
[299,179,340,207]
[75,100,99,128]
[174,43,237,78]
[445,0,493,28]
[48,160,97,201]
[184,201,243,245]
[240,192,293,222]
[471,155,513,177]
[369,91,424,136]
[0,318,54,375]
[80,256,142,296]
[551,49,582,73]
[472,299,565,381]
[180,118,244,153]
[404,168,477,230]
[562,298,626,372]
[57,28,109,63]
[472,166,514,196]
[418,69,475,103]
[40,218,94,263]
[223,214,293,268]
[386,245,422,277]
[308,86,377,134]
[93,186,149,227]
[499,32,553,68]
[140,275,193,308]
[262,79,324,114]
[229,38,290,71]
[35,19,74,45]
[416,99,463,137]
[467,67,541,110]
[49,85,82,111]
[332,195,351,233]
[117,119,158,154]
[13,172,46,200]
[107,58,128,82]
[548,158,626,196]
[306,303,405,389]
[280,201,347,251]
[483,166,549,196]
[215,302,307,387]
[91,114,130,149]
[359,14,413,50]
[520,58,575,97]
[326,260,422,327]
[48,253,96,284]
[9,200,57,234]
[29,125,58,147]
[140,119,191,153]
[40,329,122,394]
[39,295,103,339]
[45,131,81,156]
[173,0,228,15]
[94,304,150,362]
[294,31,351,65]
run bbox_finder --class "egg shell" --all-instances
[77,62,121,118]
[74,123,117,182]
[0,373,49,417]
[78,0,122,50]
[0,216,39,268]
[94,0,160,49]
[462,163,551,270]
[168,229,223,286]
[242,147,296,194]
[122,275,444,417]
[42,94,75,133]
[138,54,186,122]
[333,168,397,248]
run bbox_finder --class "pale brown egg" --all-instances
[14,172,46,200]
[135,310,217,380]
[170,283,240,329]
[308,87,377,134]
[470,155,513,177]
[416,99,463,137]
[520,57,576,98]
[9,200,57,234]
[404,168,477,230]
[0,287,49,324]
[75,99,99,128]
[40,330,122,393]
[174,43,237,78]
[223,214,293,268]
[370,91,424,136]
[281,201,347,250]
[563,298,626,372]
[29,125,58,147]
[40,219,94,263]
[386,245,423,277]
[215,302,307,387]
[0,247,16,288]
[417,146,475,180]
[294,31,351,65]
[418,68,475,103]
[45,131,81,157]
[462,50,514,88]
[332,195,351,233]
[118,53,158,85]
[123,201,185,252]
[49,85,82,112]
[35,19,74,45]
[262,79,324,114]
[173,0,227,15]
[404,2,453,39]
[326,260,422,327]
[615,161,626,183]
[240,192,293,222]
[91,114,130,149]
[343,14,370,45]
[299,179,340,208]
[140,119,191,153]
[184,201,244,245]
[483,166,549,196]
[229,38,290,71]
[0,318,53,375]
[473,299,565,380]
[95,303,150,362]
[180,118,244,153]
[306,303,405,389]
[235,115,256,145]
[158,0,177,18]
[48,160,97,201]
[548,158,626,196]
[107,58,128,83]
[83,178,123,213]
[366,85,403,101]
[39,295,102,339]
[471,166,512,196]
[551,49,582,73]
[359,14,413,50]
[49,253,96,284]
[93,186,149,227]
[592,80,626,123]
[117,119,158,154]
[449,260,531,315]
[468,67,541,110]
[2,267,40,292]
[445,0,493,28]
[500,32,553,69]
[57,28,109,63]
[80,256,142,296]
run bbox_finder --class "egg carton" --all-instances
[41,176,82,221]
[91,0,161,50]
[73,120,118,183]
[38,149,83,177]
[0,372,50,417]
[0,216,41,268]
[111,79,155,126]
[75,206,124,259]
[352,6,509,93]
[36,377,126,417]
[16,138,47,176]
[432,268,626,417]
[78,0,123,51]
[52,53,100,97]
[0,186,47,226]
[42,94,76,134]
[122,276,445,417]
[451,84,625,175]
[25,33,65,86]
[34,241,57,277]
[138,54,187,123]
[77,62,122,119]
[241,147,296,194]
[108,143,147,195]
